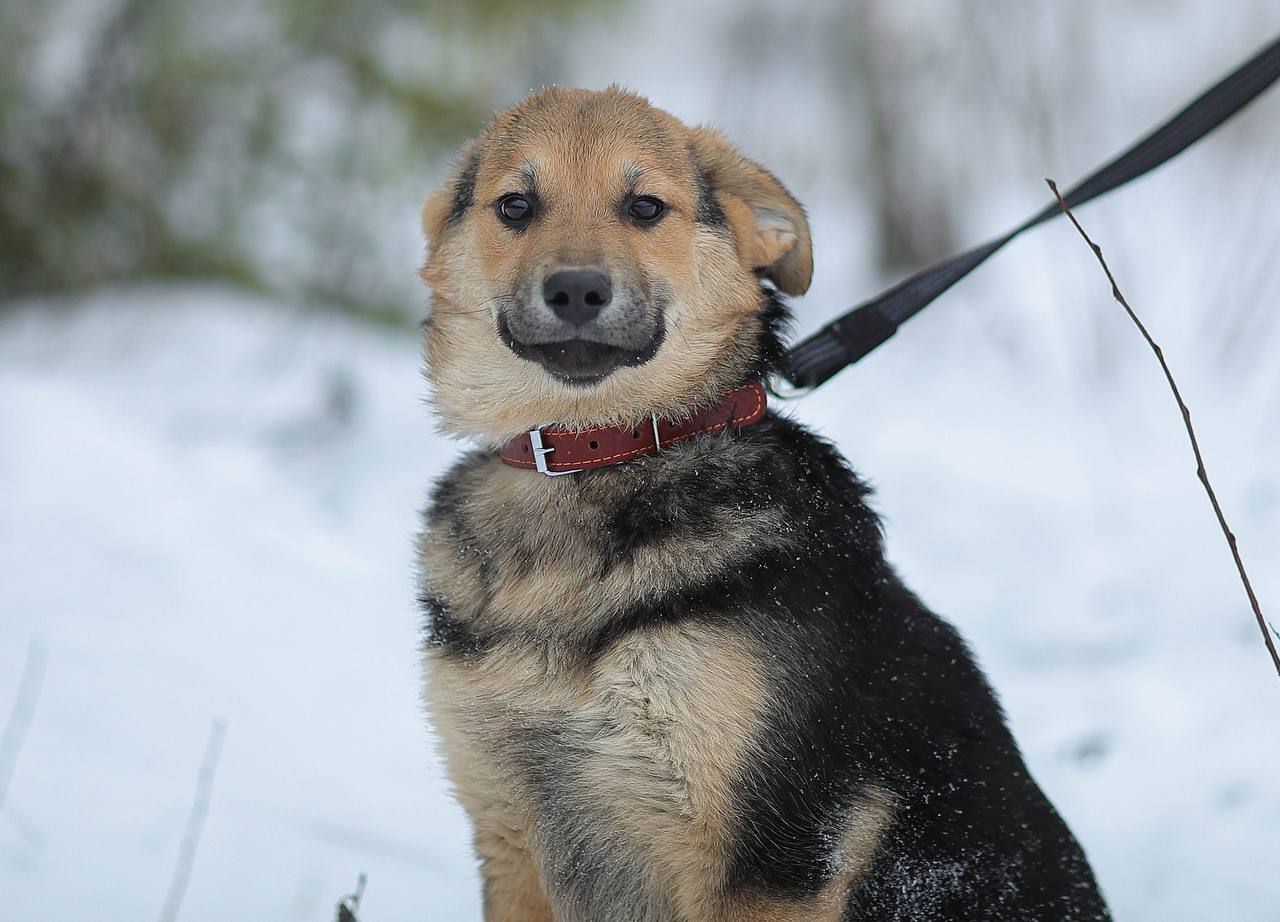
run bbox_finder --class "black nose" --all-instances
[542,270,612,326]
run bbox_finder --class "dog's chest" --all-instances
[426,622,768,916]
[430,621,765,817]
[419,449,793,642]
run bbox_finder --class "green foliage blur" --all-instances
[0,0,618,322]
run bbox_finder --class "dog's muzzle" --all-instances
[497,278,666,385]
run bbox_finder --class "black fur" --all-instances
[445,151,481,226]
[692,163,729,227]
[751,287,794,378]
[658,418,1109,919]
[421,594,491,658]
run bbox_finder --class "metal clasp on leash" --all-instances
[528,428,580,476]
[768,372,813,401]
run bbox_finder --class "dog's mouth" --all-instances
[497,312,666,386]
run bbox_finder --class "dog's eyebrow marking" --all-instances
[518,161,540,195]
[623,162,645,189]
[445,150,481,226]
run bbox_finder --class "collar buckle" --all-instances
[528,428,580,476]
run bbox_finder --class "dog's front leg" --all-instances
[476,831,554,922]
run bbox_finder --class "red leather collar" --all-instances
[499,380,767,474]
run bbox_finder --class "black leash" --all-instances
[782,34,1280,392]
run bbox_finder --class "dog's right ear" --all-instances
[423,142,482,247]
[689,127,813,295]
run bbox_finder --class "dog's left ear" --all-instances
[690,128,813,295]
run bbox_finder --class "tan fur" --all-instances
[420,86,811,443]
[418,445,796,642]
[579,625,768,919]
[687,126,813,297]
[425,622,774,921]
[424,612,896,922]
[474,828,556,922]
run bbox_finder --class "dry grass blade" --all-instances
[335,872,368,922]
[1047,178,1279,679]
[157,718,229,922]
[0,637,48,813]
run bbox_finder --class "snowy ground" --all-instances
[1,268,1276,920]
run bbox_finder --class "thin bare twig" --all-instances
[157,718,228,922]
[0,637,48,814]
[335,872,368,922]
[1047,178,1279,679]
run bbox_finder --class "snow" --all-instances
[1,268,1276,920]
[0,288,474,921]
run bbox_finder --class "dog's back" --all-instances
[418,87,1109,921]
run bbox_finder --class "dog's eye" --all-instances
[629,196,664,224]
[497,194,533,225]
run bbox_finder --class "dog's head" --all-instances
[421,86,810,441]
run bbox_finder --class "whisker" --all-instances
[429,294,517,317]
[671,313,693,351]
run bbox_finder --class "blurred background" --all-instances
[2,1,1279,919]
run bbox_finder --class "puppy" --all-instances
[417,86,1110,921]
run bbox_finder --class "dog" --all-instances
[417,86,1110,921]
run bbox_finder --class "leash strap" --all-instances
[782,34,1280,391]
